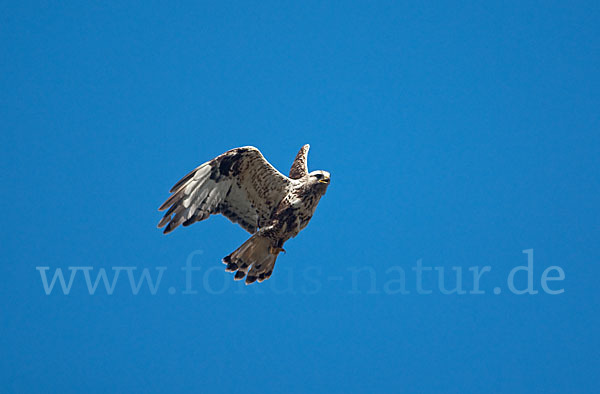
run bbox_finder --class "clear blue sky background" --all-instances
[1,1,599,393]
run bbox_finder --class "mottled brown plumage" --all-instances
[158,145,330,284]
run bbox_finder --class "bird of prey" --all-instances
[157,145,330,284]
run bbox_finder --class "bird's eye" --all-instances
[315,173,323,180]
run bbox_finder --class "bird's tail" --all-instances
[222,234,280,284]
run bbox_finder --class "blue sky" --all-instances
[1,1,599,393]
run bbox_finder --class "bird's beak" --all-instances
[318,178,330,184]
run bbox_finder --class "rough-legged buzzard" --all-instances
[157,145,330,284]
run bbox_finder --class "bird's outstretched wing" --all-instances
[158,147,292,234]
[289,144,310,179]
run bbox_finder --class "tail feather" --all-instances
[223,234,280,284]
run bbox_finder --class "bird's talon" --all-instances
[269,246,286,255]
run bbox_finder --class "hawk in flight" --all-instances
[157,145,330,284]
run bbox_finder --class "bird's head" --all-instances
[308,170,331,192]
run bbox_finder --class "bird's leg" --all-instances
[269,246,286,255]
